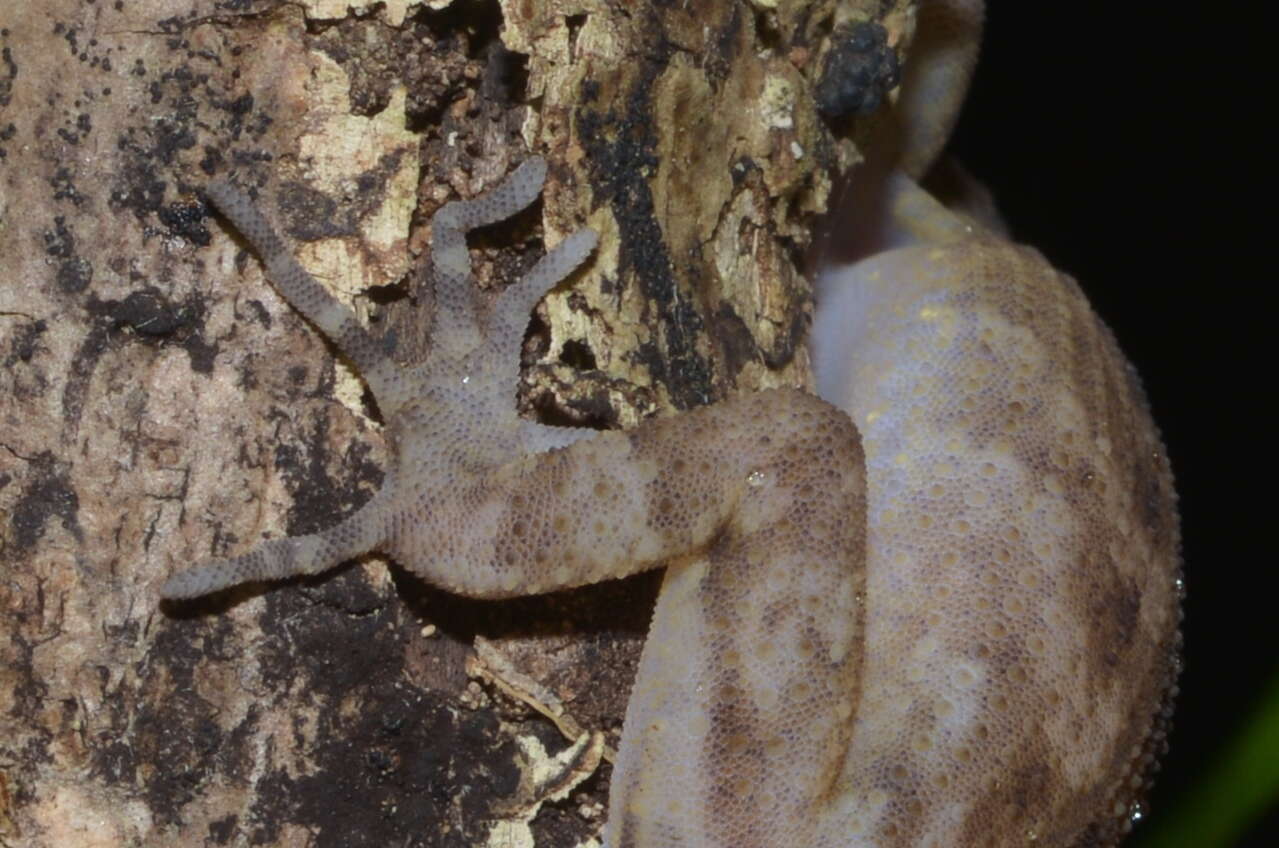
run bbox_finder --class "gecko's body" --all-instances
[162,3,1180,845]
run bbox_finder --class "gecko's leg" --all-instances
[415,156,597,452]
[426,157,598,404]
[494,226,601,455]
[381,383,868,847]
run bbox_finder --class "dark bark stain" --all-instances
[277,180,354,241]
[112,53,272,243]
[0,118,16,161]
[702,4,743,86]
[42,216,93,295]
[9,450,81,550]
[59,288,216,441]
[125,616,243,827]
[578,40,716,410]
[4,318,47,367]
[276,150,406,243]
[1,622,54,773]
[708,301,759,378]
[0,42,16,108]
[114,287,198,340]
[207,813,238,845]
[270,410,383,541]
[225,569,522,848]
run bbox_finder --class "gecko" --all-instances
[161,2,1181,846]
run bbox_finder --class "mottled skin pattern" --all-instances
[812,195,1179,846]
[162,2,1181,846]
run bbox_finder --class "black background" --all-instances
[949,3,1269,845]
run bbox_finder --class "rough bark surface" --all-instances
[0,0,914,845]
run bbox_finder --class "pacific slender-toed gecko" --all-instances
[161,2,1181,845]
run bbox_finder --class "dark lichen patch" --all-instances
[0,618,54,766]
[158,196,214,246]
[110,47,270,243]
[42,216,95,295]
[9,450,81,550]
[352,149,409,219]
[90,732,139,787]
[276,181,355,242]
[58,315,106,443]
[207,813,238,845]
[49,166,86,206]
[298,559,390,618]
[84,284,217,374]
[55,110,93,146]
[0,44,16,108]
[0,119,15,159]
[56,256,94,294]
[114,285,202,337]
[237,688,502,848]
[128,616,244,827]
[239,578,493,847]
[110,129,169,220]
[5,318,48,366]
[241,765,294,846]
[815,22,901,121]
[55,287,214,439]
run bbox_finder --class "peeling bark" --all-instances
[0,0,914,844]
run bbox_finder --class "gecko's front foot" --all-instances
[163,157,597,599]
